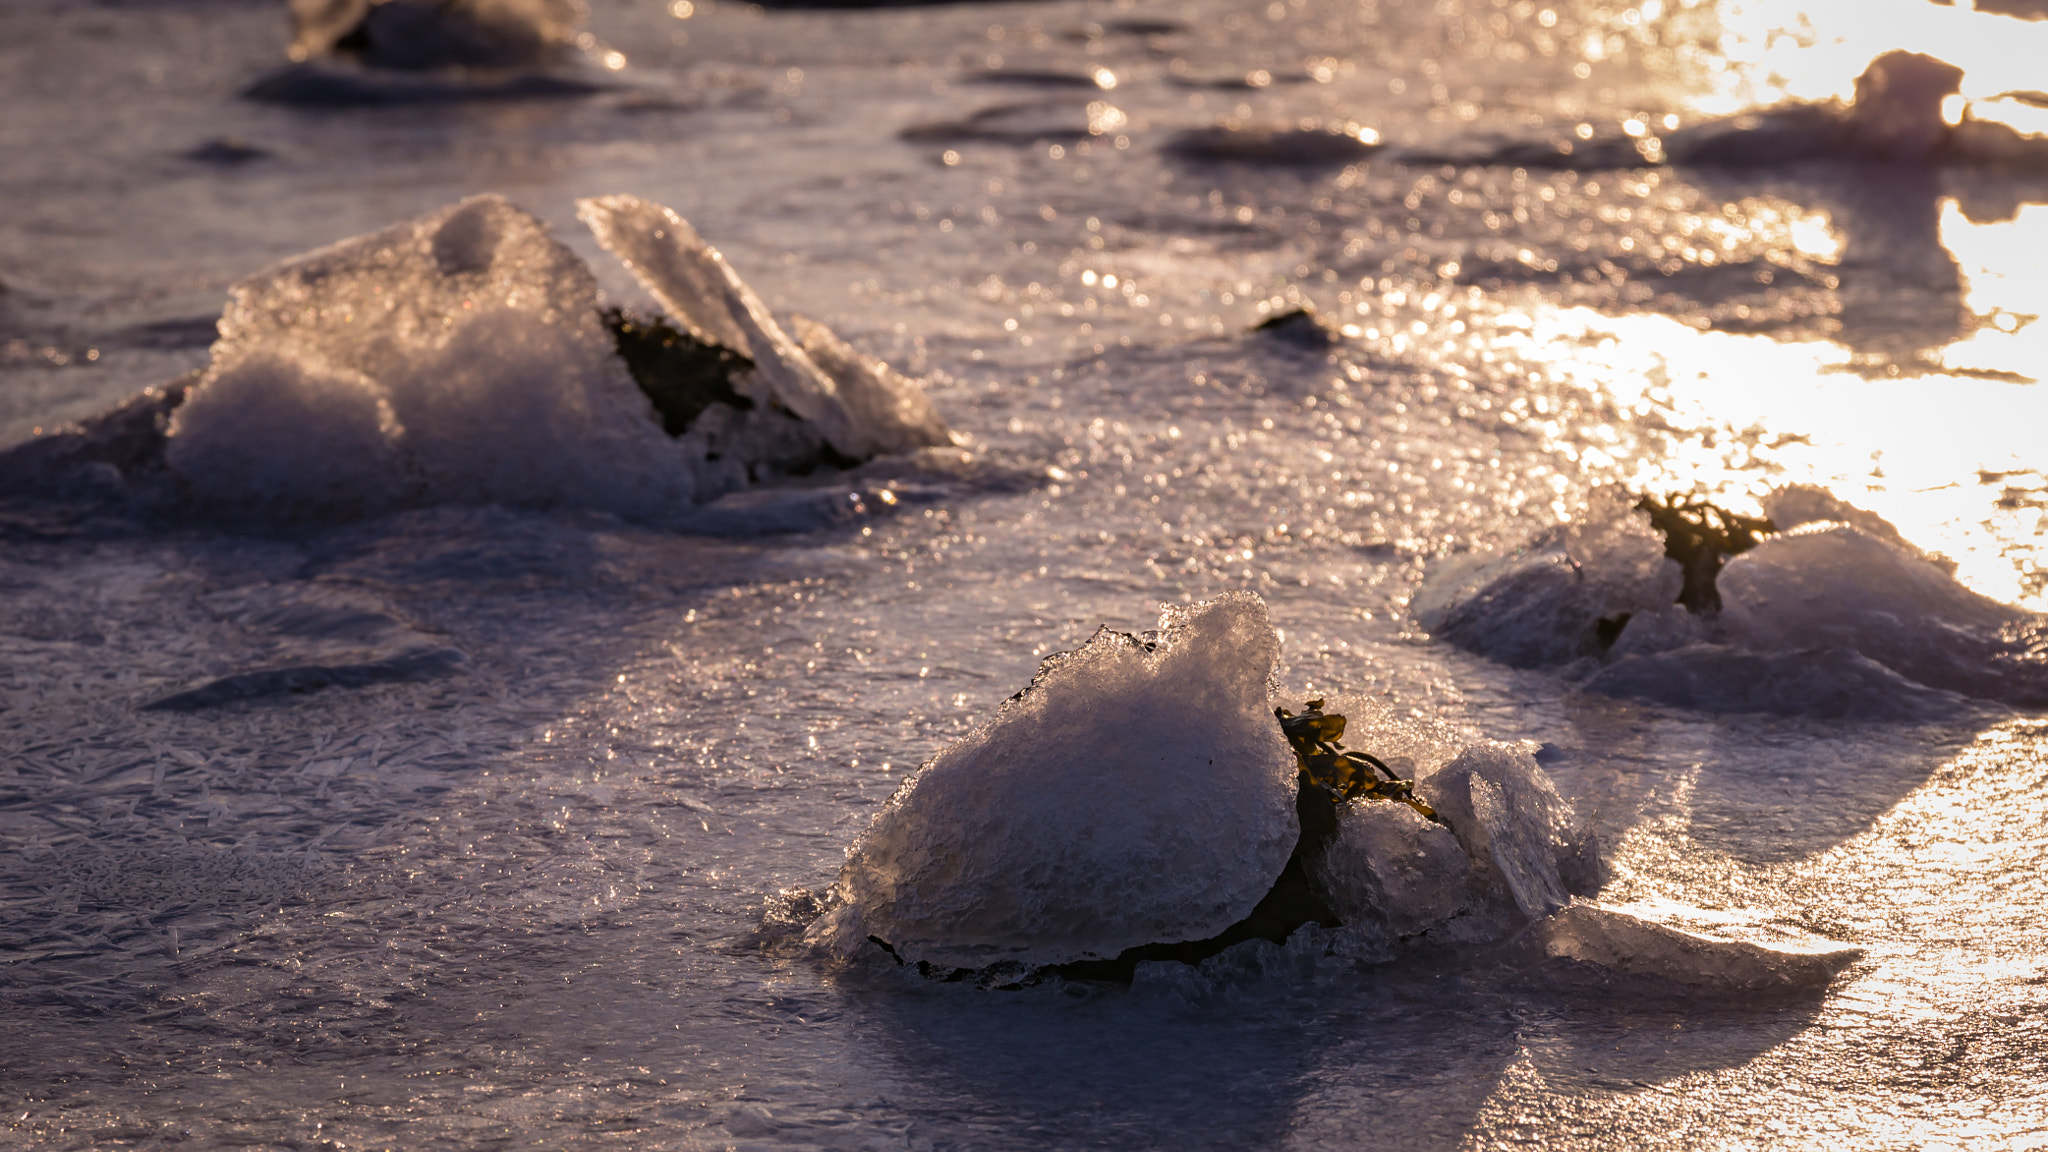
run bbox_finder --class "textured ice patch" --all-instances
[814,593,1300,969]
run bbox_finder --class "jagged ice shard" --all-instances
[577,193,953,461]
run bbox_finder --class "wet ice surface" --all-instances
[7,0,2048,1146]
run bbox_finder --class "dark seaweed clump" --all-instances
[600,307,756,436]
[1637,494,1776,614]
[1251,307,1338,350]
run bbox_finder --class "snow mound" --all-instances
[809,593,1300,969]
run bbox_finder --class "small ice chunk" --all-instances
[1469,775,1569,920]
[288,0,584,71]
[819,593,1300,969]
[1312,799,1470,936]
[1532,903,1861,994]
[1310,698,1593,936]
[1416,743,1578,922]
[1415,488,1680,667]
[789,315,952,456]
[1844,51,1966,162]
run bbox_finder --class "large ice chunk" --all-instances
[812,593,1300,969]
[151,194,949,525]
[577,194,952,461]
[168,195,696,520]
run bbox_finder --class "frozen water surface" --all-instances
[5,0,2048,1146]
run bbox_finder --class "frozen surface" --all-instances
[4,0,2048,1146]
[818,593,1299,969]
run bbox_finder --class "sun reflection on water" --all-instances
[1499,233,2048,612]
[1703,0,2048,111]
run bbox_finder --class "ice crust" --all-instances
[1422,486,2048,714]
[813,594,1302,969]
[140,194,950,524]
